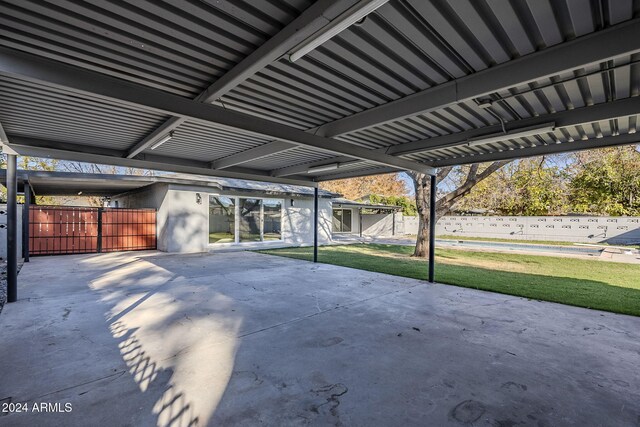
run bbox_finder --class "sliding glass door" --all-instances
[263,199,282,241]
[239,198,262,242]
[332,208,352,233]
[210,195,282,244]
[209,196,235,243]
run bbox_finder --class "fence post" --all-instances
[97,208,103,253]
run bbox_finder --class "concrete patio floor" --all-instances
[0,251,639,426]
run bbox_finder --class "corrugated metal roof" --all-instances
[0,0,313,97]
[149,120,272,162]
[0,75,169,150]
[222,0,638,129]
[403,114,640,163]
[1,0,639,184]
[239,147,335,170]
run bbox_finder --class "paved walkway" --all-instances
[0,251,639,426]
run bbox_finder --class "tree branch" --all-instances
[437,160,512,211]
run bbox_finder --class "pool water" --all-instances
[436,239,604,256]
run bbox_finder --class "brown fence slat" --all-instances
[29,206,156,256]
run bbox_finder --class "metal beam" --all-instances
[22,181,30,262]
[428,173,436,283]
[314,166,400,181]
[0,120,8,144]
[314,19,640,137]
[5,136,317,187]
[313,186,319,263]
[272,156,355,177]
[198,0,354,102]
[212,141,297,170]
[431,132,640,167]
[126,117,185,159]
[284,96,640,176]
[125,0,355,158]
[6,153,17,302]
[387,96,640,156]
[0,47,434,175]
[271,21,640,179]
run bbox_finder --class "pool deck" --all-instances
[332,235,640,264]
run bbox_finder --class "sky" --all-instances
[399,172,414,196]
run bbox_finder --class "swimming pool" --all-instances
[436,239,604,256]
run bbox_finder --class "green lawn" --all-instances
[209,232,234,243]
[258,244,640,316]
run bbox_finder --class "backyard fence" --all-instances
[402,215,640,245]
[28,206,156,256]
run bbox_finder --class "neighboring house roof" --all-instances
[354,194,392,203]
[0,170,339,198]
[331,197,401,211]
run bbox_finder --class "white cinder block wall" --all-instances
[113,183,332,253]
[402,215,640,245]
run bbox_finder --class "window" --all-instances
[332,208,352,233]
[209,196,235,243]
[209,195,282,244]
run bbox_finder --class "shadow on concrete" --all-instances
[79,251,244,427]
[2,249,640,426]
[602,227,640,246]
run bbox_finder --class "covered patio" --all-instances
[2,1,640,425]
[1,251,639,426]
[2,0,640,298]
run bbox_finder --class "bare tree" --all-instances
[408,160,511,257]
[61,161,154,176]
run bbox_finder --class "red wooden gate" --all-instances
[29,206,98,255]
[29,206,156,255]
[101,208,156,252]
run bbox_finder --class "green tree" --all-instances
[320,173,409,200]
[368,194,417,216]
[0,154,58,203]
[569,146,640,215]
[455,157,569,215]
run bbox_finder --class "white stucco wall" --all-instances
[361,212,402,237]
[332,208,403,237]
[113,183,332,253]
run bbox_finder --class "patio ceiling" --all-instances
[1,0,639,186]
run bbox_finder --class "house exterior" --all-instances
[1,170,407,255]
[330,198,403,238]
[111,175,336,253]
